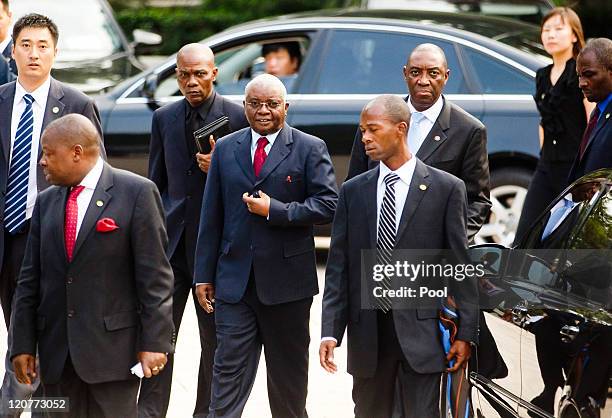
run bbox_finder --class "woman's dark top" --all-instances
[535,58,587,163]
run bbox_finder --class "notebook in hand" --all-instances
[193,116,230,154]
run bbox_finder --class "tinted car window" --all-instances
[316,30,466,94]
[464,48,533,94]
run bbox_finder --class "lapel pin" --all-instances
[52,106,60,114]
[606,113,610,119]
[286,175,292,183]
[96,200,104,207]
[434,135,441,141]
[419,184,427,191]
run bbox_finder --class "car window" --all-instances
[463,48,533,94]
[10,0,125,62]
[315,30,467,94]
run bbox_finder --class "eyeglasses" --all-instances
[176,69,209,80]
[245,100,283,110]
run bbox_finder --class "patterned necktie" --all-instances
[65,185,85,262]
[4,94,35,234]
[253,137,269,177]
[376,172,400,312]
[579,107,600,159]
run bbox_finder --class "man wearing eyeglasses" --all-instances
[193,74,338,418]
[141,43,248,418]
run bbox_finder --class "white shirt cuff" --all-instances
[321,337,337,343]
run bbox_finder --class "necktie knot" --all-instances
[69,185,85,200]
[253,137,269,177]
[257,137,269,149]
[23,94,34,106]
[411,112,425,124]
[383,172,400,188]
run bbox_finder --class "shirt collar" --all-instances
[597,92,612,114]
[378,156,417,188]
[186,91,216,120]
[15,76,52,107]
[407,95,444,123]
[79,157,104,191]
[251,128,281,149]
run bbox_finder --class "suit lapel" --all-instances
[395,159,430,243]
[364,167,380,249]
[254,124,292,189]
[415,97,450,162]
[40,79,66,159]
[170,99,190,162]
[71,164,113,260]
[585,101,612,154]
[0,83,16,162]
[234,129,256,184]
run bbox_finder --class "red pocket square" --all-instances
[96,218,119,232]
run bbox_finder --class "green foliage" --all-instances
[115,0,344,55]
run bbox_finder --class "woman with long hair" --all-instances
[514,7,595,244]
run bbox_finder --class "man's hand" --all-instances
[138,351,167,378]
[195,284,215,313]
[12,354,37,384]
[319,340,338,373]
[242,191,270,218]
[196,135,216,173]
[446,340,472,372]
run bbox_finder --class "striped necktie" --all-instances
[376,172,400,312]
[4,94,35,234]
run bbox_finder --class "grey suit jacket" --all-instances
[347,96,491,240]
[0,78,104,266]
[10,164,174,384]
[322,159,478,377]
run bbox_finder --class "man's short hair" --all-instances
[12,13,59,47]
[579,38,612,71]
[262,42,302,68]
[364,94,410,125]
[1,0,9,13]
[245,73,287,102]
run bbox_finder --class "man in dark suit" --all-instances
[0,14,104,414]
[10,114,174,418]
[568,38,612,183]
[320,95,478,418]
[141,43,248,418]
[347,43,490,241]
[0,0,16,85]
[193,74,338,418]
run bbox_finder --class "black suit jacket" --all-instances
[347,96,491,240]
[568,100,612,183]
[0,78,105,267]
[10,164,174,384]
[193,124,338,304]
[0,40,16,84]
[322,160,478,377]
[148,92,248,273]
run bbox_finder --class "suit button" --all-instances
[186,194,192,200]
[552,140,557,145]
[67,277,73,284]
[67,310,75,318]
[187,170,193,176]
[250,245,254,251]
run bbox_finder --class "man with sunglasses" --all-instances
[142,43,248,418]
[193,74,338,418]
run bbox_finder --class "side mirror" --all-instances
[143,74,160,111]
[131,29,162,47]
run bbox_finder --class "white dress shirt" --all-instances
[406,96,444,155]
[74,157,104,238]
[10,77,51,219]
[322,157,417,343]
[250,128,280,162]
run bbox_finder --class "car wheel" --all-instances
[474,167,532,247]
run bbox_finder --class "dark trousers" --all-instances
[36,357,139,418]
[209,277,312,418]
[515,161,573,245]
[138,235,216,418]
[0,228,29,327]
[353,312,441,418]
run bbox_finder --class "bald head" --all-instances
[408,43,448,69]
[245,74,287,101]
[40,114,101,186]
[177,43,215,65]
[176,43,218,107]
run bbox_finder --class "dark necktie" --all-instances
[253,137,268,177]
[376,172,400,312]
[65,185,85,262]
[579,107,600,160]
[4,94,35,234]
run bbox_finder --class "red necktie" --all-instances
[579,107,600,159]
[253,137,269,177]
[65,185,85,262]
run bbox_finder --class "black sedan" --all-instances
[95,9,550,246]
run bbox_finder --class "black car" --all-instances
[95,9,550,246]
[10,0,161,93]
[469,169,612,418]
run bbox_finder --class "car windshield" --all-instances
[9,0,124,62]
